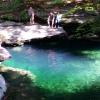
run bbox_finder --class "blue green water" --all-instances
[3,45,100,93]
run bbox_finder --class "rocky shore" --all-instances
[0,21,66,46]
[0,65,36,100]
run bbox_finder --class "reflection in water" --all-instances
[25,46,36,57]
[3,45,100,93]
[11,47,22,52]
[48,50,57,67]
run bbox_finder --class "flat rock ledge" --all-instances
[0,66,35,80]
[0,66,36,100]
[0,21,65,46]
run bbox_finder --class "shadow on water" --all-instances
[28,39,100,58]
[1,70,100,100]
[3,39,100,100]
[32,86,100,100]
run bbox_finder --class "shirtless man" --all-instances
[47,12,54,28]
[28,7,35,25]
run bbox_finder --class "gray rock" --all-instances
[0,75,7,100]
[0,22,65,46]
[0,46,11,61]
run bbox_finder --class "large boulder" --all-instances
[0,46,11,62]
[0,22,66,46]
[0,74,7,100]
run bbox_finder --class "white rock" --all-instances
[0,22,65,45]
[0,46,11,61]
[0,75,7,100]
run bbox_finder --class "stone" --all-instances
[0,46,11,61]
[0,74,7,100]
[0,21,65,46]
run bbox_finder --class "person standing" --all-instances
[47,12,54,28]
[55,12,62,28]
[52,11,58,28]
[28,7,35,25]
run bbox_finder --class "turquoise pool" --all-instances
[3,45,100,94]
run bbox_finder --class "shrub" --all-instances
[19,10,29,22]
[75,15,100,38]
[63,5,83,17]
[91,16,100,35]
[8,0,23,10]
[75,21,93,36]
[0,14,14,21]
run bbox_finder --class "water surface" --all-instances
[3,45,100,93]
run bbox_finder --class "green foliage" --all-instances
[63,5,83,17]
[8,0,23,10]
[0,14,14,21]
[75,21,93,36]
[51,0,64,5]
[84,3,95,11]
[63,2,97,17]
[19,10,29,21]
[91,16,100,35]
[74,16,100,38]
[0,0,23,11]
[97,4,100,10]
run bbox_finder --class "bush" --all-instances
[0,14,14,21]
[74,15,100,38]
[19,10,29,22]
[91,16,100,35]
[63,5,83,17]
[51,0,64,5]
[8,0,23,10]
[75,21,93,36]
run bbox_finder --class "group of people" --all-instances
[47,11,62,29]
[28,7,62,28]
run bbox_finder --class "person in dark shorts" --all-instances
[55,12,62,28]
[52,11,58,28]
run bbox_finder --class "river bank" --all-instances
[1,19,100,47]
[0,65,37,100]
[0,21,66,46]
